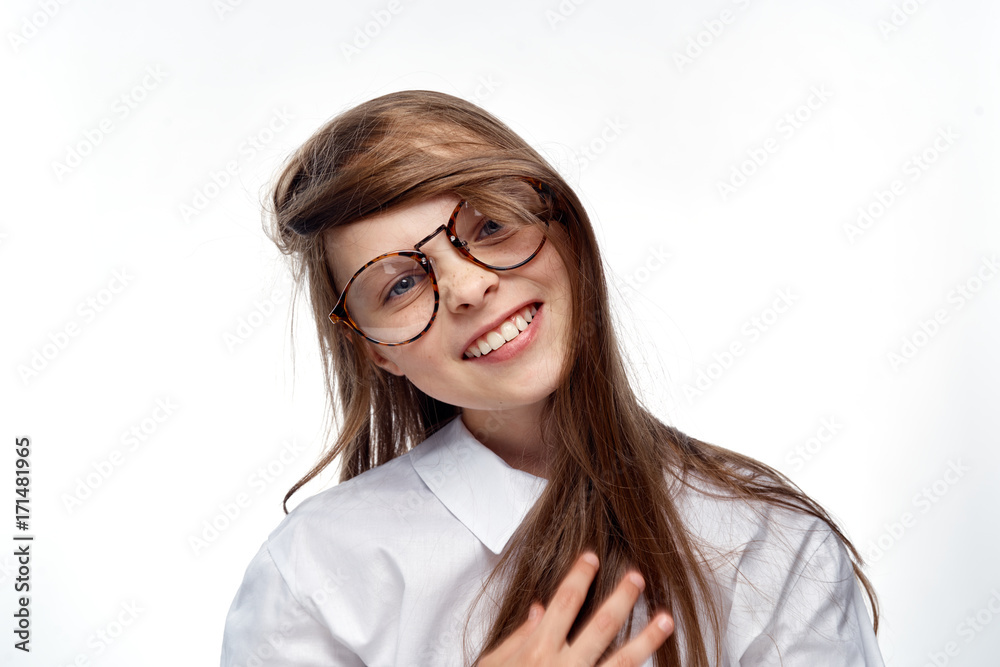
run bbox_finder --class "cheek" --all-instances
[391,355,459,404]
[536,243,572,290]
[380,339,446,381]
[536,257,574,314]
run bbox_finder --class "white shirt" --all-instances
[221,416,884,666]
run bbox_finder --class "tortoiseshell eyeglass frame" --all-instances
[328,178,556,346]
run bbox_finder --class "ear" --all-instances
[363,342,405,377]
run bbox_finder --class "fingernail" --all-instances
[528,605,540,621]
[656,614,672,632]
[628,572,645,590]
[582,552,599,567]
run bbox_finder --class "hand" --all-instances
[477,552,674,666]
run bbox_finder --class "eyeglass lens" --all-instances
[344,198,546,344]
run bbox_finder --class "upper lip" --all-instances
[462,301,538,356]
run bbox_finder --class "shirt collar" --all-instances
[409,416,548,555]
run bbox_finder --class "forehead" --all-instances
[324,195,460,290]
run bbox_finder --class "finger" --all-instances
[535,552,601,649]
[482,603,545,663]
[598,611,674,667]
[521,603,544,635]
[569,570,646,663]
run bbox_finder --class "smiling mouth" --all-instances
[463,304,539,359]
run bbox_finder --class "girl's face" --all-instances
[325,194,573,419]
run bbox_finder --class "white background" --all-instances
[3,0,998,665]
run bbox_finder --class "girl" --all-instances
[221,90,882,666]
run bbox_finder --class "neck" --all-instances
[461,404,551,480]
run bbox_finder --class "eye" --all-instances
[477,218,508,242]
[481,219,502,236]
[385,272,426,302]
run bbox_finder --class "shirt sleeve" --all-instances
[220,542,366,667]
[737,529,884,666]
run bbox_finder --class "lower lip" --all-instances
[464,305,542,364]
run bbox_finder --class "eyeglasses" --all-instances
[328,179,553,346]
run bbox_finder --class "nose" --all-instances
[420,233,499,313]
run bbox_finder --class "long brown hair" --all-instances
[264,90,879,666]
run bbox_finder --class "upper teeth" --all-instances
[465,305,538,358]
